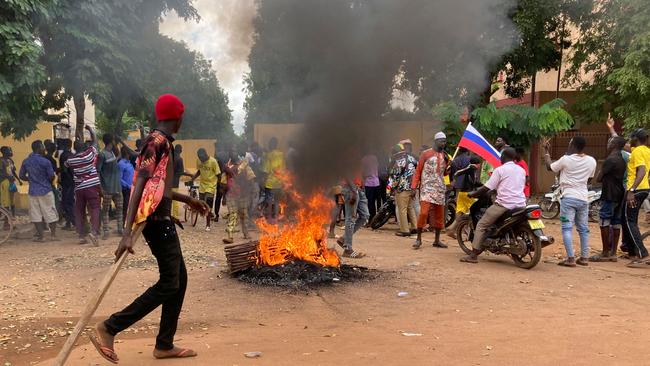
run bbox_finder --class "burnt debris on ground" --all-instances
[235,260,378,288]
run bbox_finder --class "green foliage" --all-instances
[431,102,464,147]
[472,98,573,147]
[0,0,59,139]
[566,0,650,130]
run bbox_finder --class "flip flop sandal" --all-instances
[412,239,422,250]
[432,242,448,248]
[154,348,198,359]
[89,334,118,364]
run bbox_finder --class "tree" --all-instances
[0,0,64,138]
[566,0,650,130]
[471,98,574,148]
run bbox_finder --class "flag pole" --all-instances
[450,122,470,160]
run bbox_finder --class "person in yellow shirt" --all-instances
[192,148,220,232]
[622,129,650,265]
[262,137,285,224]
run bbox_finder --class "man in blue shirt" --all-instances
[19,140,59,242]
[117,146,134,228]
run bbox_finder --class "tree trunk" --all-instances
[73,93,86,141]
[530,73,537,107]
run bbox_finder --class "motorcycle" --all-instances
[456,196,554,269]
[539,179,601,222]
[369,189,456,230]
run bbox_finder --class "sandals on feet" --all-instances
[89,333,118,364]
[432,242,448,249]
[412,239,422,250]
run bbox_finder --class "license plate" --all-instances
[528,219,545,229]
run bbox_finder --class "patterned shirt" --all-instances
[133,129,174,225]
[387,152,418,193]
[19,153,54,196]
[411,149,448,205]
[66,145,100,191]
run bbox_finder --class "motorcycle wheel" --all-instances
[540,198,559,220]
[510,226,542,269]
[370,205,393,230]
[445,202,456,228]
[455,216,474,255]
[589,199,601,223]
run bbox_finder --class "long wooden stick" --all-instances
[53,225,144,366]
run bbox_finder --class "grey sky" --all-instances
[160,0,256,134]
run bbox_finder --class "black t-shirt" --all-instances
[173,156,185,188]
[59,150,74,186]
[601,151,626,202]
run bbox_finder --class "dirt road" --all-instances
[2,218,650,366]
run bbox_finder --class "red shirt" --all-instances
[515,159,530,197]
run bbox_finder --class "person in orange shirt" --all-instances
[411,132,450,249]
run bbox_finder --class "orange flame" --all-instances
[256,172,340,267]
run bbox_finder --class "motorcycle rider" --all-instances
[460,147,526,263]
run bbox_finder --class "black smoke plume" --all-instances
[249,0,518,188]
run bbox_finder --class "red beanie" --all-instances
[155,94,185,121]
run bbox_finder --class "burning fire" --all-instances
[256,172,341,267]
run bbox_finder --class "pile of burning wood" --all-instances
[222,173,372,287]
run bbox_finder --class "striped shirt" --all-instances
[65,145,100,191]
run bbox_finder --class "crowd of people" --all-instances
[9,109,650,271]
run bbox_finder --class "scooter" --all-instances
[539,178,601,222]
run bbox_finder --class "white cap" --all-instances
[434,132,446,140]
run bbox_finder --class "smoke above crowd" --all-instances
[249,0,519,187]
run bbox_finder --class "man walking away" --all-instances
[262,137,285,224]
[19,140,59,242]
[118,147,134,227]
[412,132,450,249]
[387,143,418,237]
[361,150,381,221]
[591,136,627,262]
[336,176,369,258]
[91,94,208,363]
[620,129,650,266]
[59,140,76,230]
[193,148,219,231]
[460,148,526,263]
[97,133,124,239]
[543,136,597,267]
[222,150,256,244]
[66,126,101,245]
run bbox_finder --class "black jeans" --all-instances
[104,220,187,350]
[61,183,75,226]
[622,190,649,258]
[121,188,130,227]
[365,186,381,219]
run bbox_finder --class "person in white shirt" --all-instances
[460,148,526,263]
[543,136,597,267]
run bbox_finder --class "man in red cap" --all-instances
[90,94,209,362]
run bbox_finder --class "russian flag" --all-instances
[458,123,502,168]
